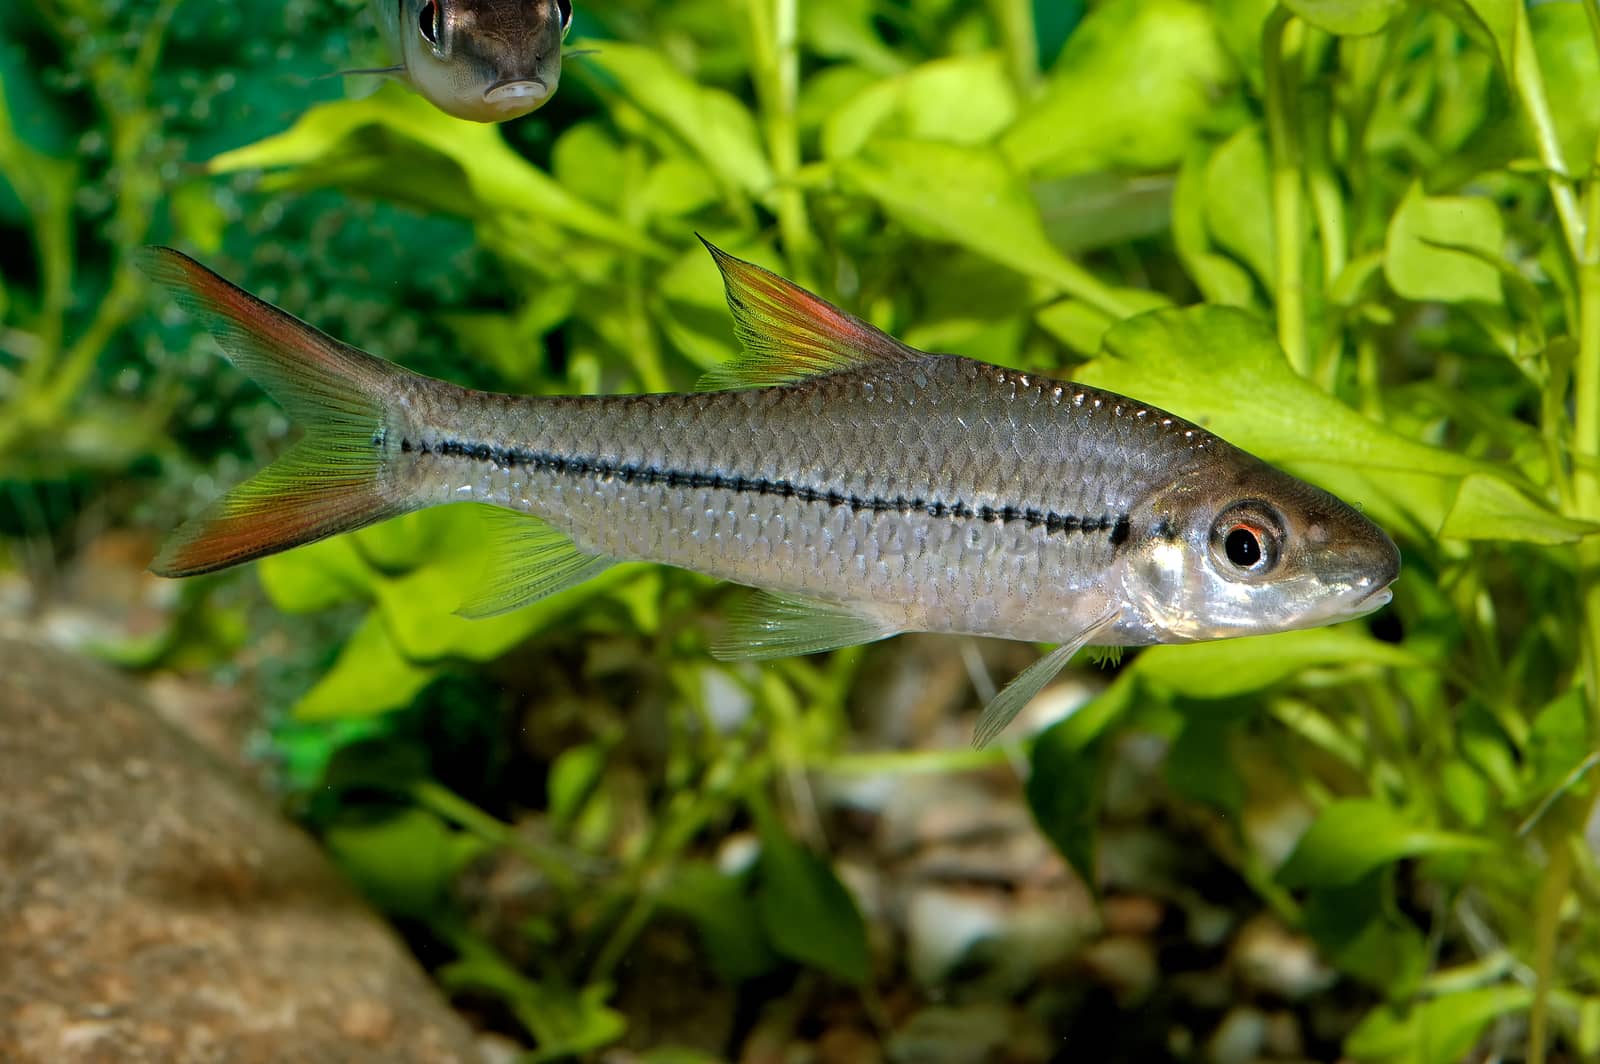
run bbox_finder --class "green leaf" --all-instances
[660,862,780,983]
[1302,874,1427,994]
[1532,1,1600,174]
[1081,305,1490,478]
[585,43,774,196]
[821,52,1018,160]
[839,139,1160,320]
[1438,474,1600,544]
[438,937,625,1055]
[1204,125,1274,286]
[1346,986,1534,1064]
[324,807,485,919]
[1278,799,1493,889]
[1522,688,1593,806]
[1166,713,1246,813]
[1026,723,1099,889]
[207,84,658,254]
[548,742,607,828]
[1384,182,1504,305]
[1283,0,1405,36]
[1001,0,1237,178]
[294,612,440,720]
[1173,144,1258,306]
[753,815,871,985]
[1133,628,1423,700]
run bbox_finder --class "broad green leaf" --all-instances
[1134,628,1422,700]
[800,0,907,74]
[585,43,773,196]
[438,939,625,1054]
[1081,305,1490,478]
[1036,171,1176,256]
[822,52,1018,160]
[1026,723,1099,888]
[1521,688,1593,806]
[548,742,607,829]
[839,139,1152,318]
[1001,0,1236,178]
[1204,125,1274,286]
[1346,986,1533,1064]
[1284,0,1405,36]
[1438,474,1599,544]
[324,807,485,918]
[754,816,871,985]
[1173,145,1258,307]
[1278,799,1493,889]
[1303,874,1427,994]
[1384,183,1504,305]
[1166,714,1245,813]
[294,612,440,720]
[207,84,658,254]
[660,862,780,983]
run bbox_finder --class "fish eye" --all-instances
[418,0,441,48]
[555,0,573,31]
[1210,503,1282,577]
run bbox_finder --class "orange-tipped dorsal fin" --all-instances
[698,237,916,389]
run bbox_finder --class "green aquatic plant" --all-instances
[6,0,1600,1058]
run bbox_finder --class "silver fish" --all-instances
[367,0,572,122]
[139,241,1401,744]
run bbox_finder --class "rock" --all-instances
[0,638,484,1063]
[1204,1006,1265,1064]
[1229,914,1336,1000]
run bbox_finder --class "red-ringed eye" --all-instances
[418,0,441,47]
[1224,524,1264,569]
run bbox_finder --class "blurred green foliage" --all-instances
[6,0,1600,1059]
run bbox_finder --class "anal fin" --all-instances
[456,508,615,619]
[971,609,1120,749]
[710,591,899,661]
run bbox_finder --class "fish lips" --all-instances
[483,77,552,108]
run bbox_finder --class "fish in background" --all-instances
[350,0,574,122]
[138,242,1401,746]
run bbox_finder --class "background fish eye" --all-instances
[417,0,442,50]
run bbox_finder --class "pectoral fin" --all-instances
[456,508,614,619]
[711,591,900,661]
[971,610,1120,749]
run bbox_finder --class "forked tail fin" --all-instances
[139,247,412,577]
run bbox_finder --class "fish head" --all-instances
[1118,456,1400,642]
[399,0,571,122]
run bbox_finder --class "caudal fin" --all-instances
[139,248,411,577]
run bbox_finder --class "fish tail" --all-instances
[139,247,413,577]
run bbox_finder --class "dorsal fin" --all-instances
[698,237,915,389]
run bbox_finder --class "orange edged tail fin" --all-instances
[138,248,412,577]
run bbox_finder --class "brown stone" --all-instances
[0,638,484,1063]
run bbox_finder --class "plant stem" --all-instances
[1263,8,1308,376]
[1529,834,1574,1064]
[987,0,1040,96]
[1507,1,1585,262]
[746,0,814,276]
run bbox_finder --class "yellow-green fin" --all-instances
[698,237,916,389]
[456,508,615,619]
[710,591,899,660]
[971,608,1120,748]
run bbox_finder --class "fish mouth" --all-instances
[483,78,551,107]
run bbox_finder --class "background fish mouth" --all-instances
[483,79,550,105]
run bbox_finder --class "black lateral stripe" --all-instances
[421,437,1129,539]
